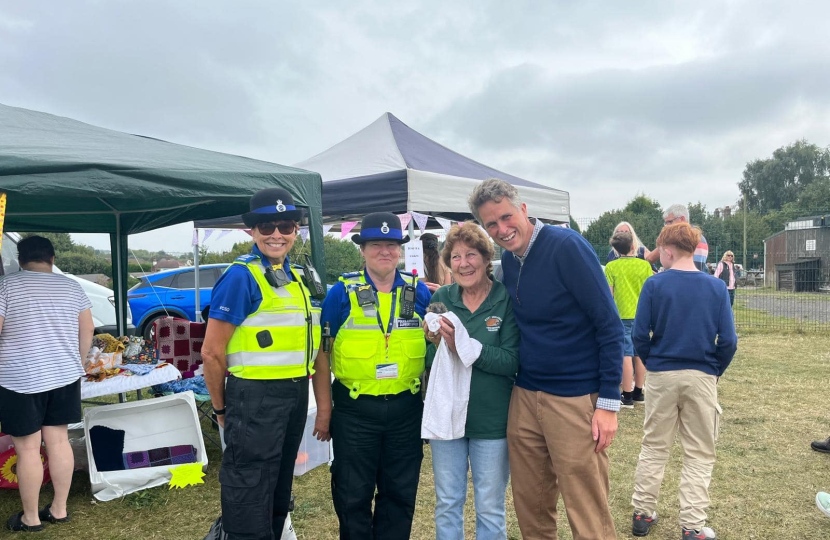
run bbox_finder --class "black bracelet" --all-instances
[212,407,226,416]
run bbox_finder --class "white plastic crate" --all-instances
[293,406,331,476]
[84,392,208,501]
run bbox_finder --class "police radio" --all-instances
[300,255,326,300]
[264,264,291,288]
[399,269,418,320]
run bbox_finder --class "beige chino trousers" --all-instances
[631,369,721,530]
[507,386,616,540]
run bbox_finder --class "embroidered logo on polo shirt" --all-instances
[484,315,502,332]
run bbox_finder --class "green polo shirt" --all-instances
[425,280,520,439]
[605,256,653,319]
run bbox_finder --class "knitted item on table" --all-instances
[154,318,205,377]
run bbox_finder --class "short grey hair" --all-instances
[663,204,689,221]
[468,178,523,223]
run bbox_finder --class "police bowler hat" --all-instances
[351,212,410,245]
[242,188,303,228]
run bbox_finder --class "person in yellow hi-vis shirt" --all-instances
[312,212,431,540]
[203,188,321,540]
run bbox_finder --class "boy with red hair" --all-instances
[630,223,737,540]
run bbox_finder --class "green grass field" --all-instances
[3,333,829,539]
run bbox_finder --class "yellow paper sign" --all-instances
[0,192,6,254]
[168,462,205,490]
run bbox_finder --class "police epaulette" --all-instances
[341,271,362,279]
[399,270,414,277]
[290,263,305,269]
[234,254,259,263]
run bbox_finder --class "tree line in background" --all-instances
[200,235,364,284]
[583,139,830,266]
[19,231,364,284]
[19,233,186,276]
[21,138,828,278]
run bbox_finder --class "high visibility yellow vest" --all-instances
[225,256,321,380]
[332,271,426,398]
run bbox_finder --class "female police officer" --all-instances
[312,212,431,540]
[203,188,321,540]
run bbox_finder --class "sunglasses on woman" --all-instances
[256,221,297,235]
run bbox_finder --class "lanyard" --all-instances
[375,287,398,351]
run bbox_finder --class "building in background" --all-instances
[764,216,830,291]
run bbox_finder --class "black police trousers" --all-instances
[219,376,308,540]
[330,380,424,540]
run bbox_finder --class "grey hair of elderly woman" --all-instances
[467,178,524,224]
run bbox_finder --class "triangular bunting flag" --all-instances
[202,229,215,243]
[435,216,453,233]
[243,229,252,237]
[299,226,310,243]
[411,211,429,234]
[340,221,358,239]
[322,224,334,235]
[215,230,232,242]
[191,229,199,247]
[397,213,412,232]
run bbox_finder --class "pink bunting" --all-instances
[340,221,358,239]
[397,213,412,231]
[435,216,452,233]
[411,211,429,234]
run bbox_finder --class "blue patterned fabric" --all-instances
[152,375,208,396]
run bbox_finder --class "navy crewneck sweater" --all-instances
[501,225,623,401]
[633,270,737,376]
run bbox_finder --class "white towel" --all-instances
[421,311,482,440]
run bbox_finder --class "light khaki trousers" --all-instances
[507,386,616,540]
[631,369,721,530]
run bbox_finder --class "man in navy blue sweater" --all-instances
[630,222,737,540]
[469,178,623,540]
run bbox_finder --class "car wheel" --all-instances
[142,314,166,343]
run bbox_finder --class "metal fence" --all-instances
[576,217,830,332]
[733,243,830,333]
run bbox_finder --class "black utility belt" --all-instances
[231,375,306,384]
[333,380,411,400]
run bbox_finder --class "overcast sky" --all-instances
[3,0,829,253]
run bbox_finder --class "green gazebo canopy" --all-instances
[0,103,324,333]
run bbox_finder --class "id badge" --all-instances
[375,363,399,380]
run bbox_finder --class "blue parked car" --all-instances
[128,264,230,340]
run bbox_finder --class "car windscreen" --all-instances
[129,273,176,292]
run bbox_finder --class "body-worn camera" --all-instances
[264,264,291,288]
[355,284,376,307]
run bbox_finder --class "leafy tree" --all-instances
[22,232,109,274]
[568,215,580,233]
[796,177,830,213]
[199,236,363,284]
[54,252,110,275]
[291,236,363,283]
[22,232,76,253]
[583,195,664,255]
[738,139,830,213]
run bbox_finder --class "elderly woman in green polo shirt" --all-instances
[424,222,520,540]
